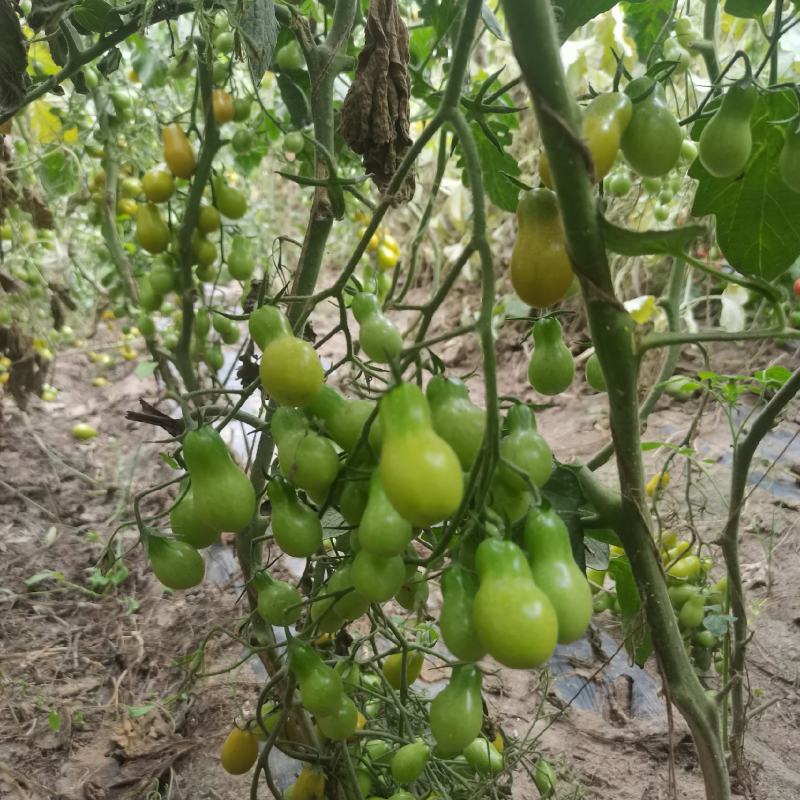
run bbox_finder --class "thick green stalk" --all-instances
[702,0,722,83]
[500,2,729,798]
[721,365,800,772]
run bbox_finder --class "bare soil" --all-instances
[1,310,798,800]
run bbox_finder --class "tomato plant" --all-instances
[3,2,800,799]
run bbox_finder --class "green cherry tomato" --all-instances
[147,535,205,590]
[621,77,682,177]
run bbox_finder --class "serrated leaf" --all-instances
[97,46,122,76]
[724,0,771,17]
[134,360,157,379]
[704,612,734,637]
[226,0,278,87]
[622,0,671,62]
[468,121,521,212]
[608,557,653,666]
[602,217,705,256]
[690,90,800,280]
[551,0,619,41]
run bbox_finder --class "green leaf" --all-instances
[602,217,705,256]
[584,537,610,570]
[481,3,504,39]
[134,361,157,379]
[551,0,619,41]
[228,0,278,87]
[724,0,771,17]
[690,90,800,281]
[26,569,64,587]
[704,612,734,637]
[622,0,671,62]
[159,452,180,470]
[468,121,521,212]
[127,704,155,718]
[608,557,653,666]
[48,710,61,732]
[754,364,792,386]
[542,466,586,570]
[38,149,76,196]
[276,72,311,129]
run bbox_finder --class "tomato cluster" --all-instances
[591,535,728,677]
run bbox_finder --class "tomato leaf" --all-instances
[276,72,311,129]
[465,121,520,212]
[134,360,157,379]
[601,217,705,256]
[724,0,771,18]
[584,536,610,570]
[622,0,672,62]
[226,0,278,88]
[551,0,619,41]
[38,149,77,196]
[690,90,800,281]
[481,3,504,39]
[608,556,653,666]
[542,465,586,570]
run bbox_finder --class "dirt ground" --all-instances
[1,302,799,800]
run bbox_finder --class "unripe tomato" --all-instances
[163,124,196,179]
[214,30,235,55]
[212,88,235,124]
[391,741,430,783]
[233,98,252,121]
[142,167,175,203]
[72,422,98,440]
[317,696,358,740]
[198,204,221,234]
[136,203,170,254]
[212,60,229,85]
[214,178,247,219]
[147,536,204,590]
[284,131,305,154]
[621,77,682,177]
[117,197,137,216]
[653,204,670,222]
[260,336,324,406]
[120,176,142,198]
[607,171,632,196]
[510,189,573,308]
[192,233,218,267]
[220,726,258,774]
[232,128,253,153]
[376,244,399,270]
[680,138,698,162]
[382,650,423,690]
[276,40,303,71]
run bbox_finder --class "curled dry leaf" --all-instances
[339,0,415,206]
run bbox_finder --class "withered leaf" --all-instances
[339,0,415,206]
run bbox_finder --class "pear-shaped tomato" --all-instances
[136,203,170,254]
[170,482,220,548]
[378,383,463,527]
[220,726,259,774]
[510,189,573,309]
[162,123,196,179]
[147,535,205,590]
[182,426,256,532]
[429,665,483,757]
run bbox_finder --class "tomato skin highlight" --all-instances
[510,189,574,309]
